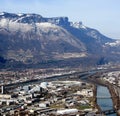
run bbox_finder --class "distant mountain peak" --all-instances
[70,22,87,29]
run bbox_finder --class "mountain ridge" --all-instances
[0,12,120,69]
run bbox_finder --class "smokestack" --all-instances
[1,85,5,94]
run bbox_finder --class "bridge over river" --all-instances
[97,96,117,99]
[101,109,116,115]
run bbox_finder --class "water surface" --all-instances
[97,86,116,116]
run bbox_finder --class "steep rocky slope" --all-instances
[0,12,119,68]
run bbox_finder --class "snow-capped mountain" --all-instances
[70,22,87,29]
[0,12,119,68]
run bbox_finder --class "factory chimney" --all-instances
[1,85,5,94]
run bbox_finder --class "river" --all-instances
[97,85,117,116]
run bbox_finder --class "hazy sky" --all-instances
[0,0,120,39]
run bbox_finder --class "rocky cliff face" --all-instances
[0,12,119,68]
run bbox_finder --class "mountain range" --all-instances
[0,12,120,69]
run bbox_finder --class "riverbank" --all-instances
[88,73,119,115]
[93,85,102,114]
[107,84,120,115]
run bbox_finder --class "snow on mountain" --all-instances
[0,12,119,68]
[0,17,59,33]
[17,13,24,17]
[0,18,32,32]
[36,22,58,29]
[0,12,115,48]
[86,29,100,40]
[0,12,5,16]
[0,16,84,50]
[105,40,120,47]
[70,22,87,29]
